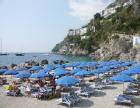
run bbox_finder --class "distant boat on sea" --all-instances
[15,53,24,56]
[0,39,9,56]
[0,53,9,56]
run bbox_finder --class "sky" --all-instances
[0,0,114,52]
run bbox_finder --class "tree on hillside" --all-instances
[94,13,102,20]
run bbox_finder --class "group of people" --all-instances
[5,81,21,96]
[19,78,56,97]
[5,78,57,97]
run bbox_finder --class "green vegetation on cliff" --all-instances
[52,1,140,55]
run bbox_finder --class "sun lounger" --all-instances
[5,89,22,96]
[31,92,39,98]
[57,93,81,107]
[114,97,134,106]
[70,93,81,102]
[76,87,94,97]
[123,89,139,95]
[129,82,139,87]
[5,90,15,96]
[57,95,74,107]
[128,86,139,90]
[93,82,106,89]
[102,79,113,85]
[116,94,133,100]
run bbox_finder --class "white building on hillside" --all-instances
[68,29,75,36]
[123,0,133,6]
[68,27,88,36]
[80,27,87,35]
[102,0,133,17]
[81,36,89,40]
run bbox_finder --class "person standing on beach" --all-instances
[26,80,32,97]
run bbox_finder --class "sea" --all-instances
[0,53,93,67]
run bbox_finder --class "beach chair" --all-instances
[36,88,49,100]
[76,87,94,97]
[70,93,81,102]
[57,95,74,107]
[104,78,113,85]
[114,97,134,106]
[94,82,106,89]
[31,92,39,98]
[5,89,22,96]
[5,90,15,96]
[128,86,139,90]
[116,94,133,100]
[123,89,139,95]
[129,82,139,87]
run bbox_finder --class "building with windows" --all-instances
[67,27,88,36]
[102,0,133,17]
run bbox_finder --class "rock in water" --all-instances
[41,59,48,66]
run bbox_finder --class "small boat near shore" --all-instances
[15,53,24,56]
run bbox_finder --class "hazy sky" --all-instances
[0,0,114,52]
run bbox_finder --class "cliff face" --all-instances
[134,0,140,16]
[93,33,134,61]
[52,36,89,56]
[52,0,140,63]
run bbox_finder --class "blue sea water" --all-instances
[0,53,93,66]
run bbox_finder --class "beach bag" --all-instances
[5,85,13,90]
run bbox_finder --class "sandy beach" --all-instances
[0,77,140,108]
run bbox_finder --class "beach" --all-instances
[0,77,140,108]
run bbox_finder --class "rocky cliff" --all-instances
[52,0,140,63]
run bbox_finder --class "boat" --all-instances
[0,53,9,56]
[15,53,24,56]
[0,39,9,56]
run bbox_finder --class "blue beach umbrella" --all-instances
[111,74,136,91]
[111,74,136,82]
[14,72,31,78]
[0,69,8,73]
[128,61,137,65]
[119,63,130,67]
[37,72,51,77]
[44,68,52,72]
[74,70,91,76]
[63,63,74,68]
[28,66,42,71]
[56,76,79,87]
[30,72,50,78]
[30,73,41,78]
[120,70,140,75]
[44,65,54,70]
[91,69,106,74]
[98,61,124,67]
[129,65,140,70]
[101,66,112,71]
[16,67,27,71]
[70,69,83,74]
[54,64,63,68]
[54,68,67,76]
[38,69,48,73]
[4,70,19,75]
